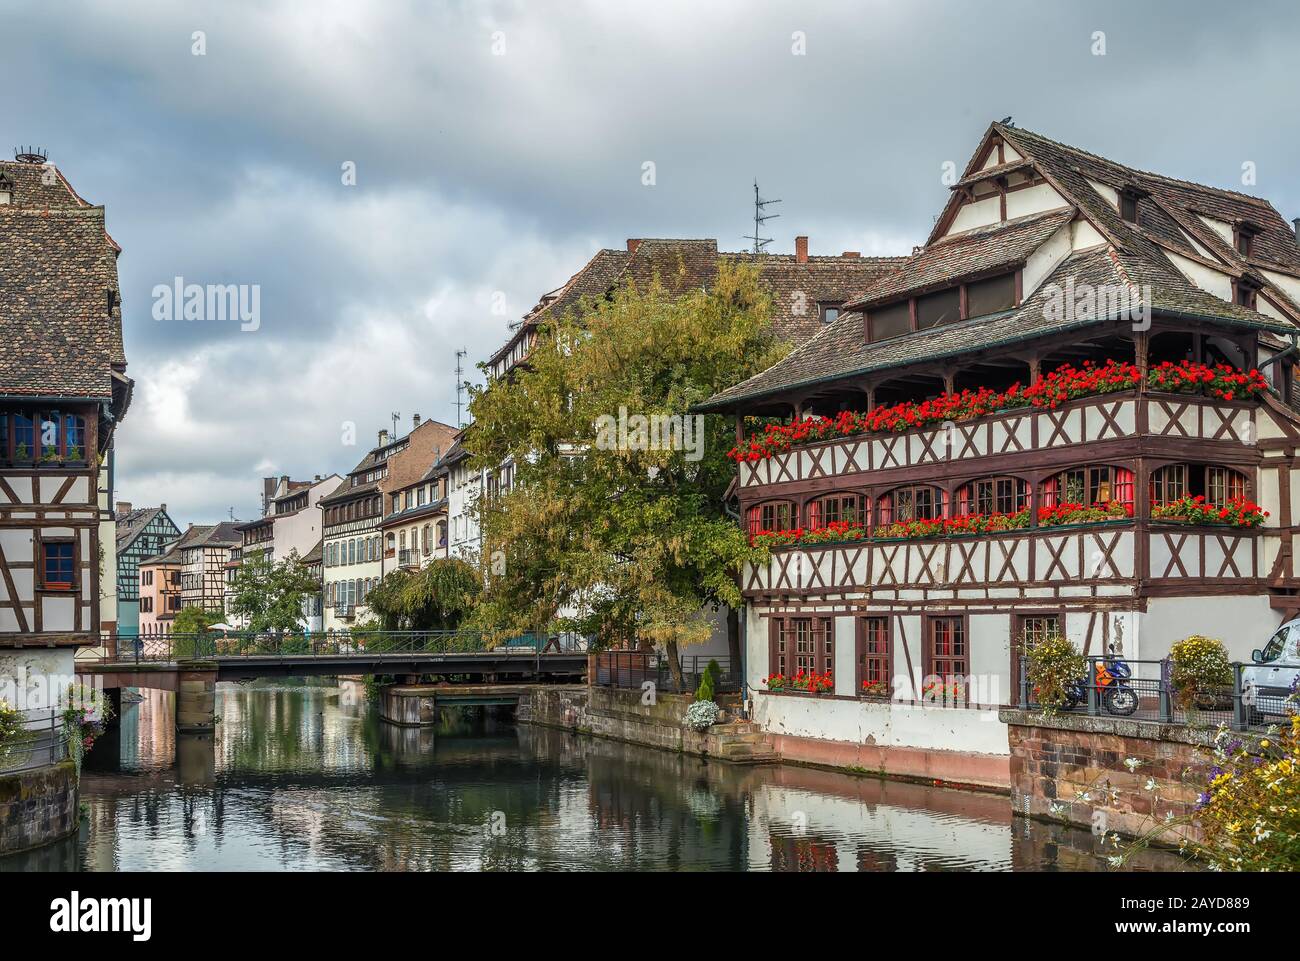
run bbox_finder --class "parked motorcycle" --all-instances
[1063,649,1139,716]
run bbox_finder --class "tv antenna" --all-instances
[744,179,781,255]
[390,411,400,440]
[455,348,468,427]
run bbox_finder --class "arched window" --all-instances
[955,477,1028,516]
[1151,463,1250,505]
[746,501,796,535]
[1042,466,1135,509]
[877,485,945,525]
[808,493,864,529]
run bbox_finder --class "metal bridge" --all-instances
[76,631,588,686]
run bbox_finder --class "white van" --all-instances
[1244,619,1300,719]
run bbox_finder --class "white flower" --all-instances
[1123,757,1141,772]
[1144,777,1157,792]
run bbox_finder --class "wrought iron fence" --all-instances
[593,651,739,694]
[79,630,589,664]
[0,711,68,774]
[1016,656,1294,732]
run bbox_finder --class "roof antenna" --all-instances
[744,179,781,255]
[455,348,468,427]
[390,411,401,440]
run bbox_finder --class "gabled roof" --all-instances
[115,506,177,551]
[700,121,1300,413]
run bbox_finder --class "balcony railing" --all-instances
[738,391,1255,490]
[1016,656,1294,732]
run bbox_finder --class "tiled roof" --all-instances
[302,538,323,565]
[700,246,1293,412]
[0,203,125,398]
[995,123,1300,277]
[489,239,902,367]
[115,507,164,550]
[700,122,1300,412]
[844,208,1074,310]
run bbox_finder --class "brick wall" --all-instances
[999,708,1231,842]
[0,760,79,856]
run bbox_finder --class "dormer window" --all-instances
[1119,189,1140,223]
[864,271,1020,343]
[0,170,11,205]
[1233,278,1259,309]
[818,302,842,324]
[1234,224,1257,258]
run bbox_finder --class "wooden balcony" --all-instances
[742,520,1263,598]
[737,392,1256,492]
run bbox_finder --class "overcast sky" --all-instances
[4,0,1298,526]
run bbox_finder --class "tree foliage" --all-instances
[227,550,320,633]
[465,259,787,650]
[172,605,223,636]
[364,557,481,631]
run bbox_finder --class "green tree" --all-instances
[171,605,223,655]
[228,550,320,633]
[466,259,787,681]
[365,557,480,632]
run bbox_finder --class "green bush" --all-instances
[1169,635,1233,708]
[0,698,24,763]
[695,658,721,702]
[1024,632,1085,712]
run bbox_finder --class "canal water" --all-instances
[3,679,1186,872]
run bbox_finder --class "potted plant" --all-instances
[860,678,891,699]
[1024,632,1086,714]
[1168,634,1234,712]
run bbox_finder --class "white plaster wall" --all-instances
[753,693,1008,756]
[1261,268,1300,305]
[1086,178,1119,208]
[1023,223,1072,297]
[1165,251,1233,300]
[1005,182,1066,220]
[1142,595,1280,664]
[947,195,1001,234]
[0,648,75,726]
[1071,219,1106,250]
[1197,214,1234,245]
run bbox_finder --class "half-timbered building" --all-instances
[114,502,180,637]
[698,122,1300,783]
[0,151,132,720]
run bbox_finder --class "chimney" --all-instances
[412,412,421,429]
[160,503,166,514]
[261,476,277,514]
[116,501,132,516]
[626,239,642,254]
[378,429,389,447]
[795,236,808,264]
[841,251,861,258]
[1293,218,1300,242]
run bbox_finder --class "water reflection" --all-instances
[1,679,1187,872]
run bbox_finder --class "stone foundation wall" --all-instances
[519,686,764,760]
[999,708,1236,842]
[0,760,79,856]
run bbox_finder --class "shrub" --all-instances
[694,658,721,702]
[1190,718,1300,870]
[1024,632,1086,712]
[0,698,24,763]
[684,699,720,731]
[1169,635,1233,709]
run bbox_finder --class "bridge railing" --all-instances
[593,652,739,694]
[79,630,590,664]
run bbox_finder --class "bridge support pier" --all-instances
[176,666,218,734]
